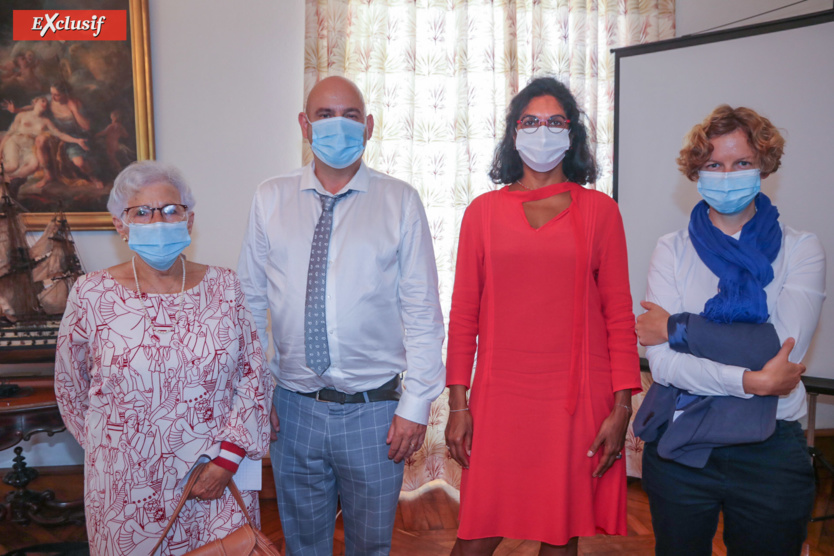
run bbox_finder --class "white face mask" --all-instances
[515,127,571,173]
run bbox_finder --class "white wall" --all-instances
[676,0,832,36]
[1,0,305,469]
[77,0,306,273]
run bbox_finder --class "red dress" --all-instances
[446,182,641,545]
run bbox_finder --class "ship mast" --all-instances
[0,165,43,322]
[32,204,85,315]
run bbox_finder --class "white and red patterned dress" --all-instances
[55,266,273,556]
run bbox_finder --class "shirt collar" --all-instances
[301,161,369,196]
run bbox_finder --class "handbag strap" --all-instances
[150,463,206,556]
[227,479,255,527]
[149,463,255,555]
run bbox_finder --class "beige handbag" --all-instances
[151,463,281,556]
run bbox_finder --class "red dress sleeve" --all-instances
[446,194,488,388]
[593,195,642,393]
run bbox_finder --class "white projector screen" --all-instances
[614,11,834,425]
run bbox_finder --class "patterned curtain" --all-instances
[304,0,675,493]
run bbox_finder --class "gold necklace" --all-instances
[516,179,535,191]
[132,255,186,341]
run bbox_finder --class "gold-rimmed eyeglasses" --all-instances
[516,115,571,134]
[122,204,189,224]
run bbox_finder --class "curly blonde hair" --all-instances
[677,105,785,181]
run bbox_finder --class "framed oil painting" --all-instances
[0,0,153,230]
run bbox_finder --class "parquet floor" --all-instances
[259,478,834,555]
[2,466,834,555]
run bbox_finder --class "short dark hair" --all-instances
[489,77,597,185]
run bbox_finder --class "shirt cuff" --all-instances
[719,364,754,399]
[212,441,245,473]
[394,389,432,425]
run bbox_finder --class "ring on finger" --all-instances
[615,452,623,459]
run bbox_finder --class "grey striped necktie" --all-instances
[304,190,350,375]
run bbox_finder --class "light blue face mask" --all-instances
[697,169,761,215]
[308,116,366,169]
[128,221,192,271]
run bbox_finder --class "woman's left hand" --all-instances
[188,462,234,501]
[587,399,631,478]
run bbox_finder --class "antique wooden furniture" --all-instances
[0,377,84,526]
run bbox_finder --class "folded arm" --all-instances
[642,233,825,397]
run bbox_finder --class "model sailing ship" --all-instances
[0,171,85,353]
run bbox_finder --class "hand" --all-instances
[76,138,89,151]
[386,414,427,464]
[636,301,670,346]
[269,407,280,441]
[743,337,806,396]
[445,409,473,469]
[188,462,234,501]
[0,99,15,113]
[587,402,631,478]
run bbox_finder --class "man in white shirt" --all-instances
[238,76,445,555]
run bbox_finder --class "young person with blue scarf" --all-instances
[633,105,826,556]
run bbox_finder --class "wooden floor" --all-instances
[259,478,834,556]
[3,468,834,555]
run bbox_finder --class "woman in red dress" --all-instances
[445,77,642,556]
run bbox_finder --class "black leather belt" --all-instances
[298,375,401,404]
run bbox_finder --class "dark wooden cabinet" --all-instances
[0,377,84,526]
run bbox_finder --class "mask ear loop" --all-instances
[118,210,131,243]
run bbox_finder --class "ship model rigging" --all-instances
[0,168,85,353]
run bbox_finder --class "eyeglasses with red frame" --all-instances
[516,115,570,134]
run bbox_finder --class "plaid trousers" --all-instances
[270,387,404,556]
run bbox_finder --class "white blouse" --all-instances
[644,223,826,421]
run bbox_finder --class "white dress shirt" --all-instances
[238,162,445,425]
[645,223,826,421]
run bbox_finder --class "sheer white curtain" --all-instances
[304,0,675,492]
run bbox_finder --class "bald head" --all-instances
[298,76,375,174]
[305,76,366,119]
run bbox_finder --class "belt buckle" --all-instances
[313,388,348,403]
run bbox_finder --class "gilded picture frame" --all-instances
[0,0,154,231]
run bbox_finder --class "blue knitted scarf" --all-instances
[688,194,782,324]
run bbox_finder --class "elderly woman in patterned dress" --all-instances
[55,160,274,556]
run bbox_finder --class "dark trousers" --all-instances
[642,420,815,556]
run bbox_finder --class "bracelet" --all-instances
[615,403,633,414]
[449,408,469,413]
